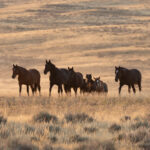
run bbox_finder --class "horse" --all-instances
[44,60,70,96]
[80,79,88,93]
[68,67,84,95]
[94,77,108,93]
[115,66,142,94]
[12,64,41,96]
[86,74,96,92]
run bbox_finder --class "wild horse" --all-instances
[94,77,108,93]
[115,66,142,94]
[12,64,41,96]
[68,67,84,95]
[44,60,70,96]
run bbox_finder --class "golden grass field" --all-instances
[0,0,150,149]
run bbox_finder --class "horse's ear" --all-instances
[16,64,18,67]
[49,60,51,63]
[46,60,48,63]
[13,64,15,67]
[98,76,100,80]
[72,67,74,71]
[68,67,70,70]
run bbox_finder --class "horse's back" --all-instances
[60,68,70,83]
[29,69,41,84]
[76,72,84,86]
[130,69,142,82]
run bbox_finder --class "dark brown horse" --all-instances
[115,66,142,94]
[94,77,108,93]
[80,79,88,93]
[44,60,70,96]
[86,74,96,92]
[12,64,41,96]
[68,67,84,95]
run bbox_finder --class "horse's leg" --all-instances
[64,85,71,96]
[30,85,34,96]
[138,81,142,92]
[19,84,22,96]
[128,85,131,93]
[131,84,136,93]
[34,84,37,94]
[80,88,82,95]
[60,85,63,95]
[119,83,123,94]
[49,83,54,97]
[38,84,41,96]
[58,85,63,96]
[73,87,77,96]
[26,85,29,96]
[58,85,60,95]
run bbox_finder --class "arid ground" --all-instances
[0,0,150,149]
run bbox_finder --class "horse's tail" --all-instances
[64,84,71,94]
[34,70,41,93]
[139,71,142,83]
[137,70,142,91]
[34,84,38,92]
[103,83,108,93]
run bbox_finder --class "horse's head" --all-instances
[94,77,101,87]
[115,66,122,82]
[68,67,75,80]
[86,74,92,82]
[12,64,19,79]
[44,60,52,74]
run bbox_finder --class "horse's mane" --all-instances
[119,66,128,71]
[17,66,28,72]
[49,62,56,68]
[48,62,60,75]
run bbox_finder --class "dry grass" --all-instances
[0,0,150,149]
[0,96,150,149]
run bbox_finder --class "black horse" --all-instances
[68,67,84,95]
[115,66,142,94]
[44,60,70,96]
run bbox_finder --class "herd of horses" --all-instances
[12,60,142,96]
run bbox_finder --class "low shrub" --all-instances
[129,130,147,143]
[131,121,149,130]
[75,140,116,150]
[109,123,121,133]
[0,116,7,124]
[49,125,60,134]
[33,112,58,123]
[139,138,150,150]
[65,113,93,123]
[0,138,38,150]
[84,127,98,133]
[70,134,88,143]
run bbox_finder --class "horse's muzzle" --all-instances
[115,78,118,82]
[12,75,15,79]
[44,70,47,74]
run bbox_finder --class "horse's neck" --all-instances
[18,67,29,78]
[89,79,94,83]
[49,66,59,76]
